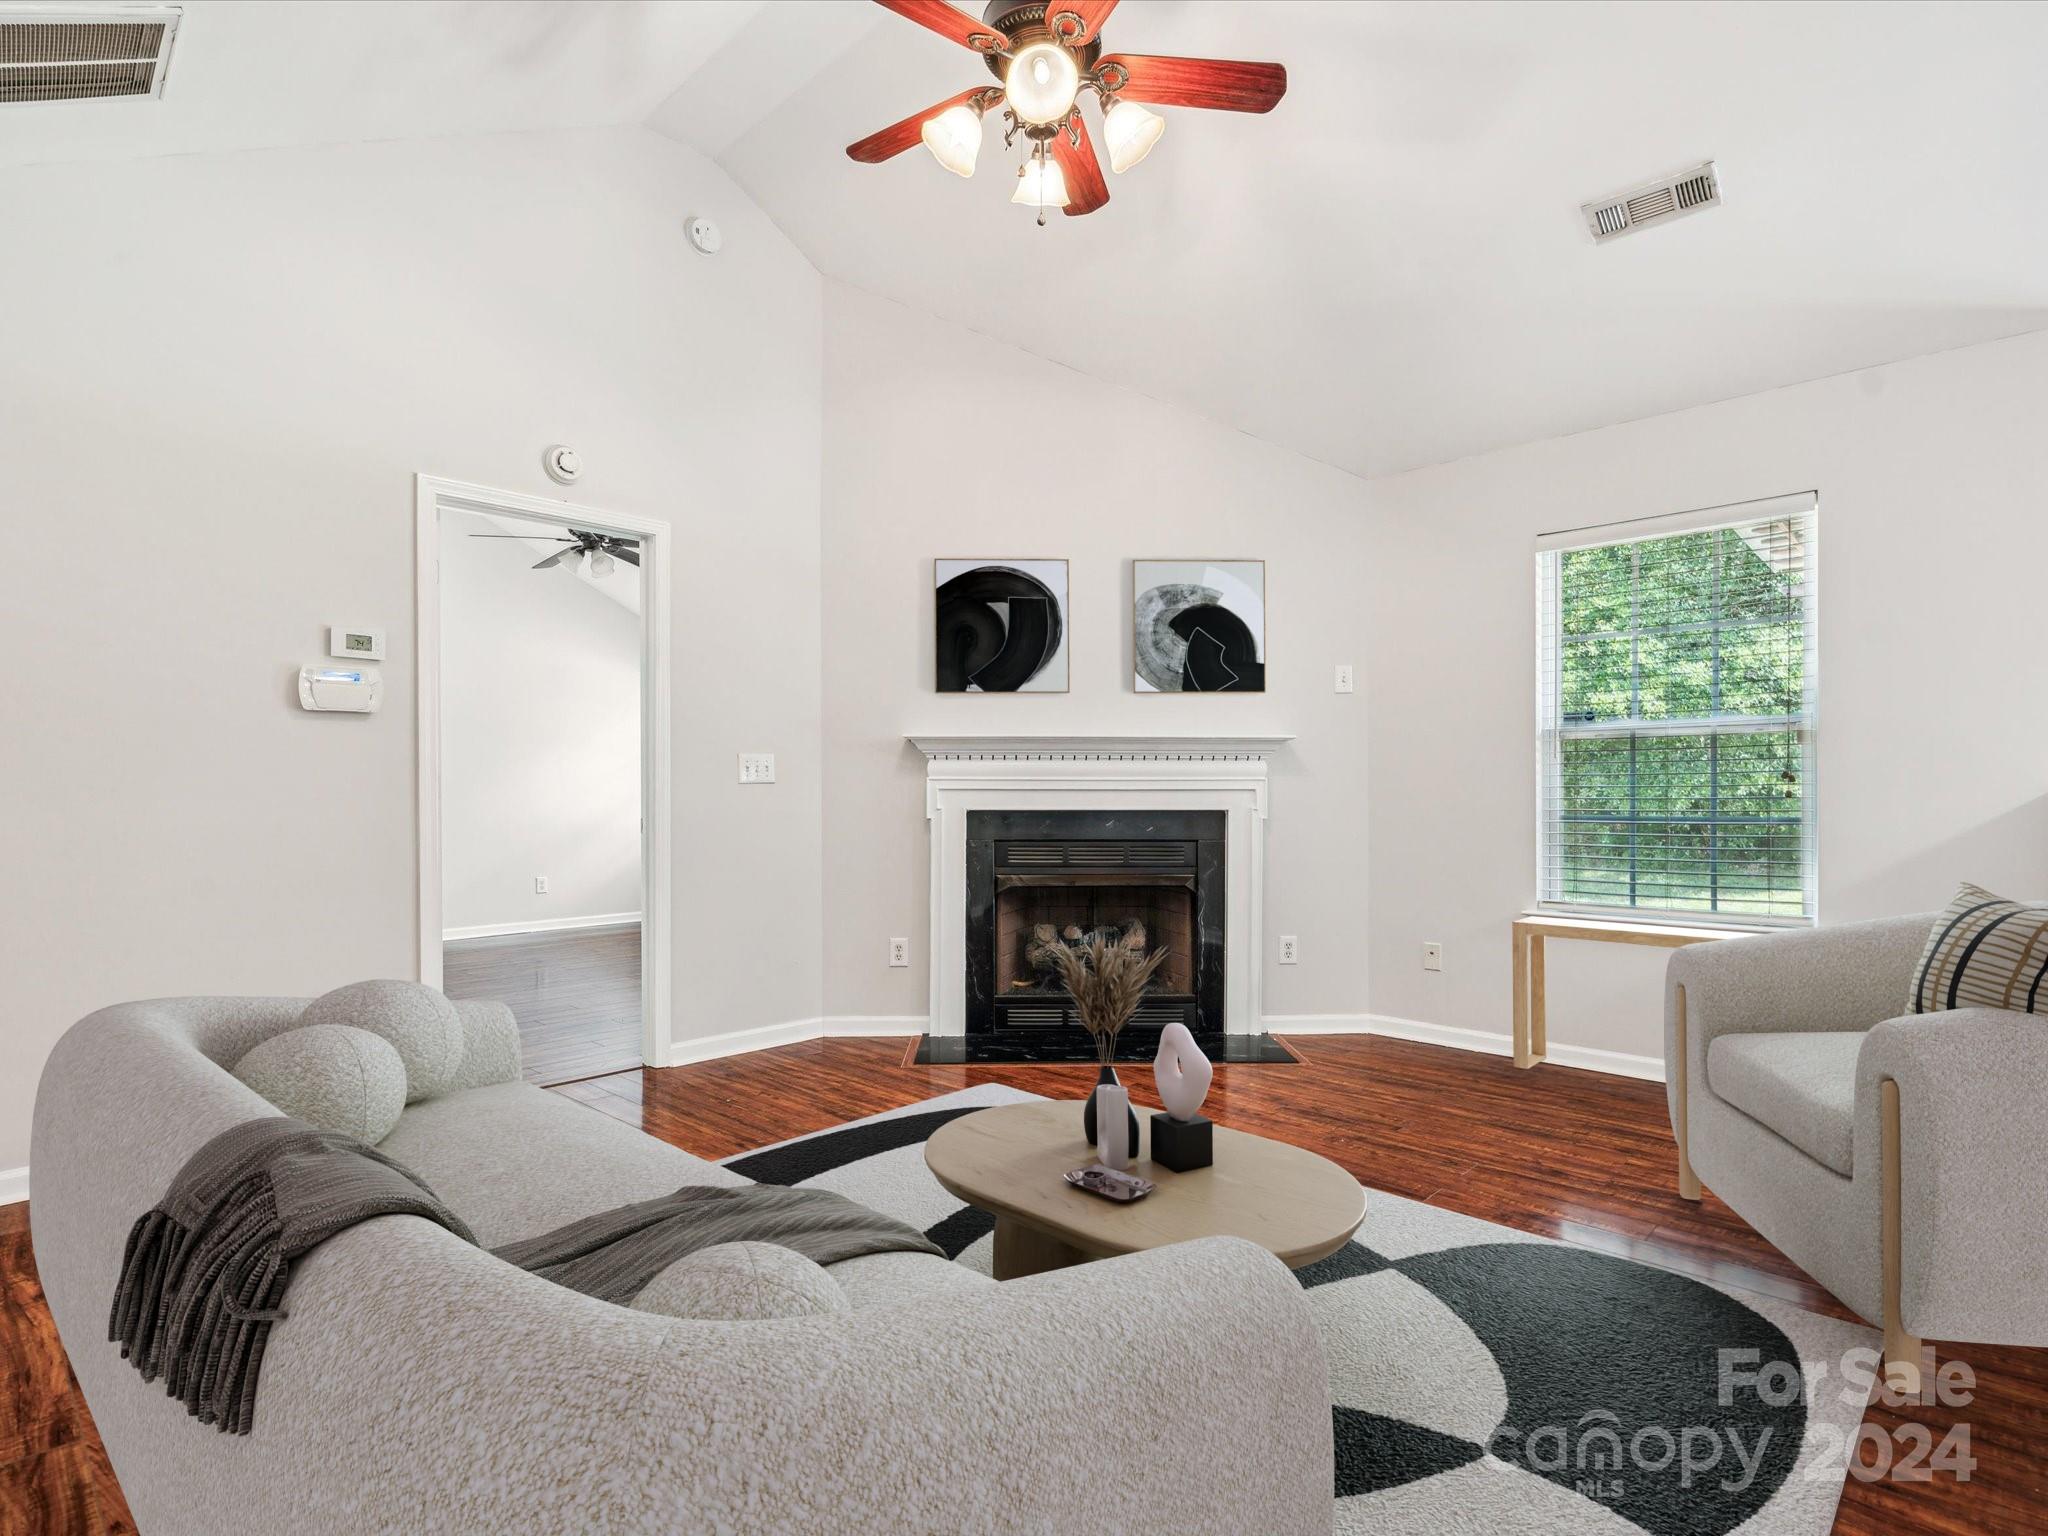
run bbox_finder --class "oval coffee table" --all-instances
[925,1100,1366,1281]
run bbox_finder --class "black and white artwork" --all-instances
[935,560,1069,692]
[1134,560,1266,692]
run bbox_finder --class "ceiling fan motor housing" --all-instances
[980,3,1104,85]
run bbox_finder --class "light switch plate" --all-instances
[1279,935,1299,965]
[1334,663,1355,694]
[739,753,776,784]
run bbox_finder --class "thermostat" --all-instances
[299,666,382,713]
[329,625,385,661]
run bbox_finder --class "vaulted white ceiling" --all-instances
[9,1,2047,480]
[677,0,2048,478]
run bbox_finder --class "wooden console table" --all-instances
[1511,914,1735,1068]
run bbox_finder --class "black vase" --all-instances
[1081,1062,1140,1153]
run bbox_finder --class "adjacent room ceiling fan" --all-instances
[846,0,1286,223]
[470,528,640,577]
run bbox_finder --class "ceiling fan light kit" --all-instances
[851,0,1285,223]
[1102,96,1163,173]
[921,99,986,176]
[467,527,643,574]
[1011,148,1070,217]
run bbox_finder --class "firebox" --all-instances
[965,809,1226,1041]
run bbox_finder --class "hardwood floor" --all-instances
[4,1034,2042,1532]
[442,924,641,1085]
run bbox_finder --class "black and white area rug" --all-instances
[725,1085,1878,1535]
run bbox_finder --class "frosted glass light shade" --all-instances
[1004,42,1079,125]
[1103,98,1165,173]
[920,102,983,177]
[1011,156,1071,209]
[586,550,616,578]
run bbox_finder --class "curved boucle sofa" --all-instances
[32,998,1335,1534]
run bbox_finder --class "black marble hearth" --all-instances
[913,1028,1297,1065]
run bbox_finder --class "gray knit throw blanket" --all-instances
[113,1117,943,1435]
[487,1182,944,1304]
[109,1117,477,1435]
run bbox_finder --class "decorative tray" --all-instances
[1064,1163,1156,1202]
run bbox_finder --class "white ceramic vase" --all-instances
[1094,1082,1133,1170]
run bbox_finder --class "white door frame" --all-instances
[413,473,674,1071]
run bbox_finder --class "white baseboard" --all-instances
[0,1166,26,1206]
[1264,1012,1664,1082]
[649,1011,1665,1083]
[1534,1039,1666,1082]
[1260,1013,1382,1036]
[823,1015,929,1037]
[444,911,641,942]
[655,1015,927,1069]
[662,1017,824,1067]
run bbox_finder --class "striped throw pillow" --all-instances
[1908,883,2048,1015]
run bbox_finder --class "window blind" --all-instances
[1535,496,1818,923]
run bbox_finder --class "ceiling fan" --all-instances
[470,528,640,577]
[847,0,1285,223]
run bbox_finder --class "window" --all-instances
[1536,494,1817,923]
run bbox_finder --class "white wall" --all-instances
[1363,329,2048,1065]
[819,284,1375,1025]
[439,512,641,934]
[0,125,824,1175]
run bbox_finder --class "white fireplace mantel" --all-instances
[911,734,1292,1038]
[909,734,1294,762]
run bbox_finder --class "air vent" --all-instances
[996,839,1199,872]
[1582,161,1720,243]
[0,6,181,105]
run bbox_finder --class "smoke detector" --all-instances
[1582,162,1721,243]
[0,5,182,105]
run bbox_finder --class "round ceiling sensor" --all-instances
[686,216,722,255]
[542,444,582,485]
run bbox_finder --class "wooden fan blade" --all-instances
[847,87,987,164]
[611,547,641,568]
[873,0,1006,54]
[1050,112,1109,216]
[1047,0,1117,47]
[1100,54,1287,113]
[533,551,569,570]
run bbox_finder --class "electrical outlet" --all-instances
[1334,663,1355,694]
[1279,935,1299,965]
[1422,941,1443,972]
[739,752,776,784]
[534,875,549,896]
[888,937,910,968]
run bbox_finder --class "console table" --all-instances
[1511,913,1735,1068]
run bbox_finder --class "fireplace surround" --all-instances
[910,735,1295,1063]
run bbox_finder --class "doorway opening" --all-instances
[415,475,672,1081]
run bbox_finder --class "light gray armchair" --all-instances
[1665,914,2048,1393]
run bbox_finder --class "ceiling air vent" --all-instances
[1582,161,1720,243]
[0,6,182,105]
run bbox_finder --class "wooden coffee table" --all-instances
[924,1100,1367,1281]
